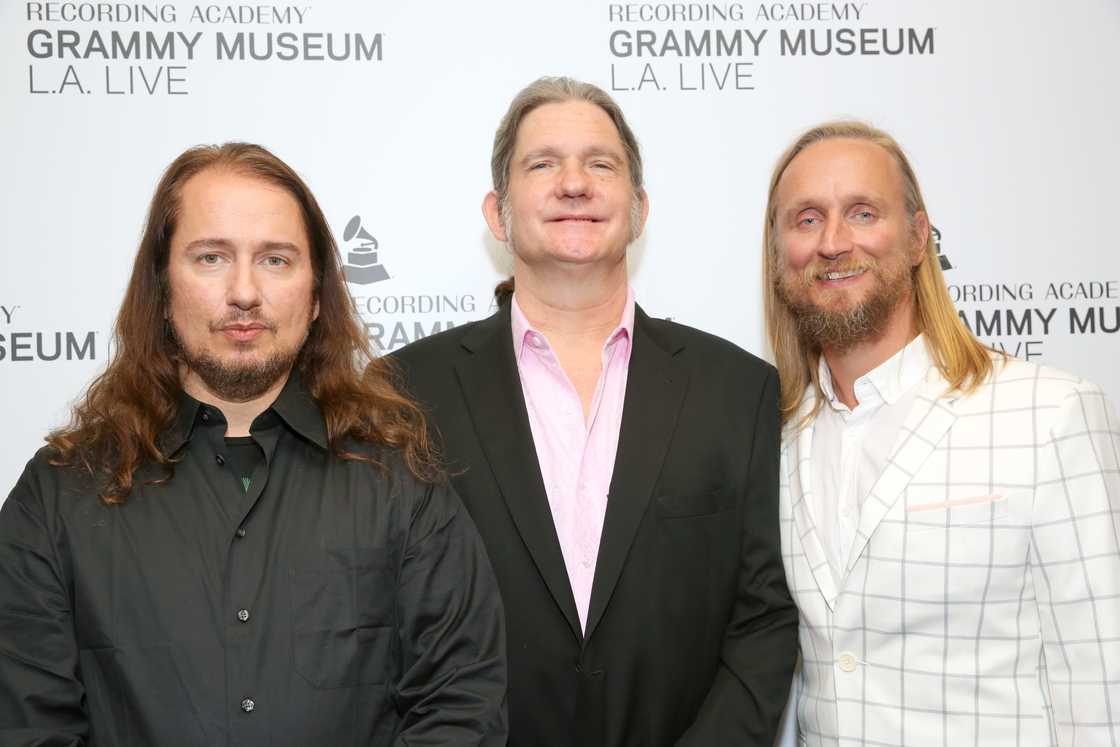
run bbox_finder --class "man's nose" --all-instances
[227,259,262,310]
[819,217,854,259]
[555,160,591,199]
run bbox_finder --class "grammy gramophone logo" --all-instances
[342,215,390,284]
[932,226,952,271]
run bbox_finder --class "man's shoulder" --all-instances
[641,313,776,380]
[956,355,1105,411]
[18,445,79,487]
[392,313,498,368]
[5,445,98,516]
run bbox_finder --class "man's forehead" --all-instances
[179,166,294,203]
[171,168,310,250]
[177,169,302,218]
[513,100,626,155]
[779,138,904,199]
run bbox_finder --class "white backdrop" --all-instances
[2,1,1119,740]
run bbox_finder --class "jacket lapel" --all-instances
[843,369,959,574]
[785,394,840,610]
[453,306,582,639]
[584,308,688,641]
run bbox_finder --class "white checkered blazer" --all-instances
[780,357,1120,746]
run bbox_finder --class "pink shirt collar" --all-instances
[510,287,636,358]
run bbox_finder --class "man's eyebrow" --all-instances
[782,200,819,220]
[519,146,625,165]
[181,239,303,253]
[782,193,887,218]
[519,146,562,164]
[583,147,624,162]
[844,193,886,206]
[183,238,234,252]
[257,241,302,253]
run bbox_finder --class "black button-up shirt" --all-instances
[0,376,507,745]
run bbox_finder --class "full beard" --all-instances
[171,314,308,402]
[775,255,913,353]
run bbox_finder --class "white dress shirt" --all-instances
[810,334,931,582]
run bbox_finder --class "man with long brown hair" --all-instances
[765,121,1120,745]
[0,143,506,745]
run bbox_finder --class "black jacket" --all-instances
[394,303,797,746]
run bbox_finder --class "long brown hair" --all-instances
[763,121,996,427]
[49,143,441,502]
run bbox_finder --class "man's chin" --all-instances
[806,285,872,311]
[183,349,298,403]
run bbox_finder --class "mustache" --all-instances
[796,258,878,284]
[208,312,277,333]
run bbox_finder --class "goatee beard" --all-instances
[170,313,307,403]
[776,258,912,353]
[182,348,300,402]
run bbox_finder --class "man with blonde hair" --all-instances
[765,120,1120,745]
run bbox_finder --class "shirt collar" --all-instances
[818,334,931,412]
[510,286,635,359]
[268,372,329,449]
[160,371,329,457]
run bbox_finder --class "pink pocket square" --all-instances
[906,494,1005,513]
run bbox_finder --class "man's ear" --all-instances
[911,210,930,266]
[482,191,507,242]
[634,189,650,239]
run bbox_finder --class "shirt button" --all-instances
[216,454,225,466]
[240,698,255,713]
[201,410,210,422]
[237,608,250,623]
[837,652,858,672]
[235,527,247,538]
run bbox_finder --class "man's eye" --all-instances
[529,161,550,171]
[263,256,289,267]
[852,210,875,222]
[799,216,820,227]
[199,253,222,265]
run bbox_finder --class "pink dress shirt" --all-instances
[511,290,635,632]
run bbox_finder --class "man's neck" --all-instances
[181,371,290,437]
[821,305,918,410]
[512,259,629,347]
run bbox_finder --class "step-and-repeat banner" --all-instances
[2,2,1118,737]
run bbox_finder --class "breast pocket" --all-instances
[290,545,397,689]
[905,494,1009,531]
[656,488,734,519]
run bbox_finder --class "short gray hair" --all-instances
[490,76,644,202]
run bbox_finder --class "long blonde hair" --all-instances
[763,121,995,427]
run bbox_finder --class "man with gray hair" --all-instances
[395,77,797,745]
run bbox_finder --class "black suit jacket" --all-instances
[393,302,797,746]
